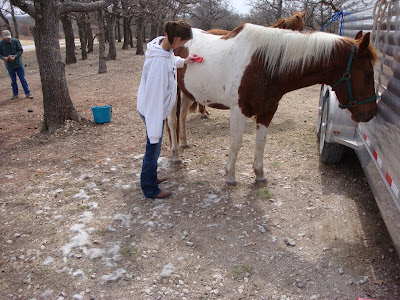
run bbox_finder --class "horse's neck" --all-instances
[279,47,350,94]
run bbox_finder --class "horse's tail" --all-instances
[189,101,198,113]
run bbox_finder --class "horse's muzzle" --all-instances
[353,111,376,122]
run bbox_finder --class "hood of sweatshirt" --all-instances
[146,36,172,58]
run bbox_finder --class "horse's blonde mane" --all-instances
[241,23,345,76]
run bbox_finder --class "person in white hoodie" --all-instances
[137,19,196,199]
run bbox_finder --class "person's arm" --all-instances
[13,39,23,59]
[144,61,169,144]
[0,45,6,61]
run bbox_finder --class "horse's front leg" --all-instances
[179,93,192,149]
[254,123,267,183]
[226,106,246,185]
[167,97,182,164]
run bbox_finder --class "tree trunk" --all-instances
[150,21,157,41]
[86,14,94,53]
[121,0,130,49]
[61,13,77,64]
[277,0,283,19]
[0,10,12,33]
[10,4,19,39]
[76,13,88,60]
[116,17,121,42]
[97,9,107,74]
[129,27,134,48]
[32,1,83,132]
[106,10,116,60]
[136,15,144,55]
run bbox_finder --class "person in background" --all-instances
[0,29,33,100]
[137,19,197,199]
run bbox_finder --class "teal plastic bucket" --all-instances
[91,105,112,124]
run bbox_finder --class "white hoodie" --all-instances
[137,36,185,144]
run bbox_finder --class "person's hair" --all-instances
[164,19,193,44]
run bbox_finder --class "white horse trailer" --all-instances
[318,0,400,256]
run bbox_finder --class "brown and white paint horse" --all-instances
[168,24,377,185]
[168,12,306,161]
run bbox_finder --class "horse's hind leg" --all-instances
[254,123,267,183]
[226,106,246,185]
[179,93,192,149]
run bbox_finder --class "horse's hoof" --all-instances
[226,180,237,186]
[172,158,183,164]
[255,178,267,185]
[201,115,209,119]
[181,145,190,149]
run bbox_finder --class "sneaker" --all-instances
[25,94,34,99]
[10,94,18,100]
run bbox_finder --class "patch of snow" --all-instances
[53,188,64,195]
[79,211,94,224]
[72,269,87,280]
[87,202,98,210]
[61,230,90,256]
[70,224,85,232]
[114,213,132,229]
[73,189,90,200]
[100,268,127,284]
[84,248,105,259]
[42,256,54,266]
[160,263,176,278]
[157,157,171,170]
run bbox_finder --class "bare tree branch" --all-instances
[10,0,35,17]
[61,0,113,15]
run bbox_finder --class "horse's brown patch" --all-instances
[220,23,245,40]
[207,29,230,35]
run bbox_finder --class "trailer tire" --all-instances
[319,96,345,164]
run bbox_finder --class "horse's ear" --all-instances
[358,32,371,53]
[292,10,299,15]
[301,11,306,17]
[355,31,363,40]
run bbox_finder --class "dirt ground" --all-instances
[0,42,399,300]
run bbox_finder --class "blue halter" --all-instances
[332,46,377,109]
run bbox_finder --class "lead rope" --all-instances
[371,0,390,95]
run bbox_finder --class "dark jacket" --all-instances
[0,38,23,70]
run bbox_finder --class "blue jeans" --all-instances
[139,113,164,198]
[7,65,30,96]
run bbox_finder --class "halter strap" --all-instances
[332,46,377,109]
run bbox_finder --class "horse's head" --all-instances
[271,10,306,31]
[332,32,378,122]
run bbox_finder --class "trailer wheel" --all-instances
[319,96,345,163]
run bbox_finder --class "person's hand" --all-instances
[4,56,9,62]
[9,55,15,61]
[184,54,198,64]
